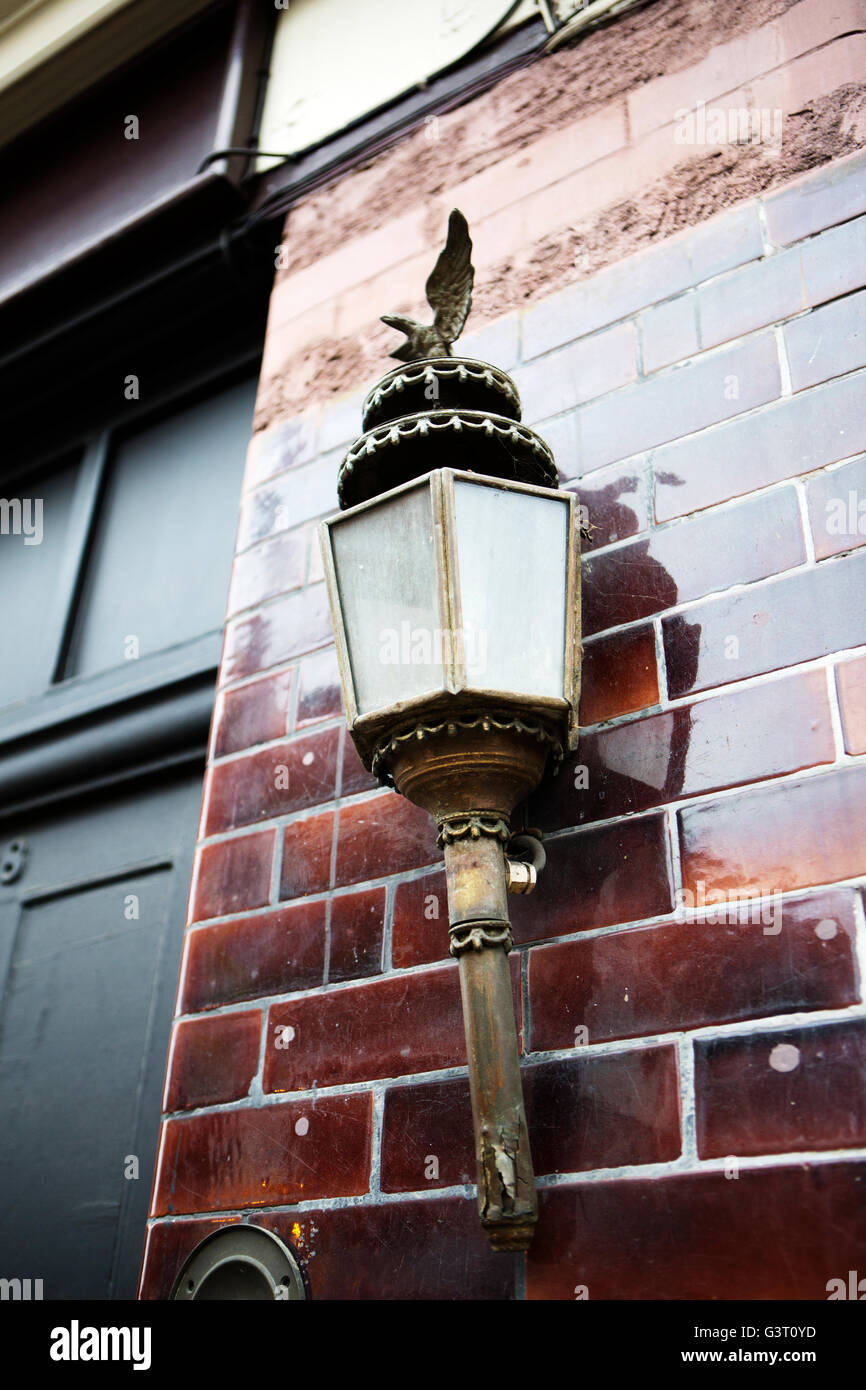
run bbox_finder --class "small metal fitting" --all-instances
[505,829,546,892]
[505,858,537,894]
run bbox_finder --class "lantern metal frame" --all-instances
[319,465,582,780]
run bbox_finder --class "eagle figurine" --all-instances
[381,208,475,362]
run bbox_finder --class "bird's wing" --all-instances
[426,209,474,345]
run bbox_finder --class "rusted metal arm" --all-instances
[442,830,537,1251]
[383,720,553,1251]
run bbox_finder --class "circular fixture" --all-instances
[170,1226,306,1301]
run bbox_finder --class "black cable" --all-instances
[196,146,296,174]
[235,38,550,247]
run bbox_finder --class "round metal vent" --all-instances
[170,1226,306,1301]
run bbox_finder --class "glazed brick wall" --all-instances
[256,0,866,421]
[140,28,866,1302]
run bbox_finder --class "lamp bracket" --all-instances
[311,208,585,1256]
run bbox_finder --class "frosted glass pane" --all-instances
[330,482,445,715]
[453,480,567,699]
[66,377,257,678]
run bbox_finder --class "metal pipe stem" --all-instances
[442,833,537,1251]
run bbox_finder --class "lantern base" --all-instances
[375,709,561,814]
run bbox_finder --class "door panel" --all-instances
[0,457,81,708]
[66,376,258,679]
[0,764,203,1299]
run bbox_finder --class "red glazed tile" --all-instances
[319,393,367,451]
[165,1011,261,1112]
[569,462,649,552]
[578,332,780,472]
[522,238,692,361]
[380,1047,680,1192]
[836,654,866,754]
[805,454,866,561]
[213,669,293,759]
[280,811,334,899]
[653,372,866,522]
[697,247,806,351]
[190,830,275,923]
[258,1195,514,1300]
[264,966,464,1091]
[329,886,385,982]
[237,455,335,551]
[559,671,834,827]
[461,313,520,372]
[221,585,332,685]
[640,293,699,374]
[152,1093,373,1215]
[663,548,866,696]
[679,765,866,900]
[529,889,859,1050]
[244,416,318,491]
[800,214,866,308]
[509,815,673,944]
[204,728,339,835]
[227,529,307,617]
[340,728,378,796]
[335,793,440,887]
[139,1217,242,1299]
[179,901,327,1012]
[296,647,343,726]
[392,869,449,968]
[581,486,804,635]
[306,522,325,584]
[579,626,659,725]
[687,203,763,282]
[514,321,637,422]
[785,288,866,395]
[380,1077,475,1192]
[538,412,579,482]
[696,1019,866,1159]
[527,1161,866,1299]
[763,149,866,245]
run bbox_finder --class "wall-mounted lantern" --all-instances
[319,212,582,1252]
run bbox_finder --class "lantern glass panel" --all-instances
[452,478,568,700]
[329,479,445,715]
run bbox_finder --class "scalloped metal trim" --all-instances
[369,711,564,786]
[449,919,514,957]
[338,410,557,506]
[362,359,521,427]
[437,813,512,848]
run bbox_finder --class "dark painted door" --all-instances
[0,767,203,1299]
[0,365,259,1299]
